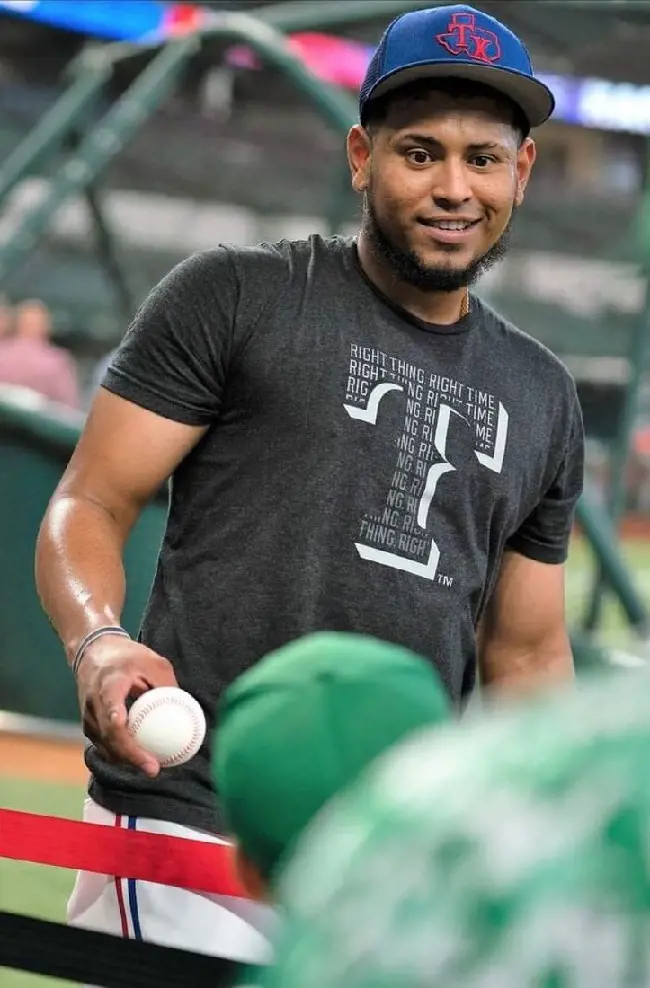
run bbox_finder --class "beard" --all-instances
[363,190,512,293]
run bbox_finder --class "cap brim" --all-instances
[362,62,554,130]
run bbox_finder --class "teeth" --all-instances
[432,220,472,230]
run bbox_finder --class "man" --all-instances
[213,631,450,902]
[35,2,582,963]
[266,670,650,988]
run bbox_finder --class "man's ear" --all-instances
[347,124,372,194]
[233,843,272,903]
[515,137,536,207]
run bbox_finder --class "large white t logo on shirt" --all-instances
[344,382,508,581]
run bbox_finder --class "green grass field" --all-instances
[2,536,650,987]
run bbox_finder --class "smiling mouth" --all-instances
[419,218,481,231]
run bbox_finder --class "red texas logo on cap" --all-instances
[436,12,501,65]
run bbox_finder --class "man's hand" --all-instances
[76,636,179,777]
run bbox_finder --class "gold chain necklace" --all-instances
[459,289,470,319]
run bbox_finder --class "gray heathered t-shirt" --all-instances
[89,235,584,832]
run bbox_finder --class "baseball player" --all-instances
[36,3,582,963]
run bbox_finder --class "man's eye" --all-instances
[406,149,432,165]
[472,155,495,168]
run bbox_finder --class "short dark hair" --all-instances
[361,78,529,145]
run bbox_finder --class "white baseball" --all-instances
[127,687,206,768]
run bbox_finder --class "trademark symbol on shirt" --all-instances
[437,573,454,588]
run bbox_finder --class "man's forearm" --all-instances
[35,494,128,663]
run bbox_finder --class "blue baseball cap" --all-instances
[359,4,554,131]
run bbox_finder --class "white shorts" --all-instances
[67,797,275,964]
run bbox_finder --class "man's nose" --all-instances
[431,159,473,208]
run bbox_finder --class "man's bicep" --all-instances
[479,551,573,690]
[484,550,568,646]
[479,381,582,691]
[58,249,238,529]
[56,389,207,529]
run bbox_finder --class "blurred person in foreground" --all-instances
[266,670,650,988]
[213,632,450,903]
[35,2,582,963]
[0,298,81,409]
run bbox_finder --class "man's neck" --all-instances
[356,232,469,325]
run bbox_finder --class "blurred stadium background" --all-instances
[2,1,650,984]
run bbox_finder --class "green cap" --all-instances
[267,671,650,988]
[212,631,450,881]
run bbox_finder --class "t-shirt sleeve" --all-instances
[506,386,584,564]
[102,248,238,425]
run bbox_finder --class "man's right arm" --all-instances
[36,246,283,771]
[36,387,205,662]
[35,250,238,772]
[35,388,208,774]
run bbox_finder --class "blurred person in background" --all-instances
[0,298,81,409]
[212,631,450,903]
[35,3,582,963]
[265,670,650,988]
